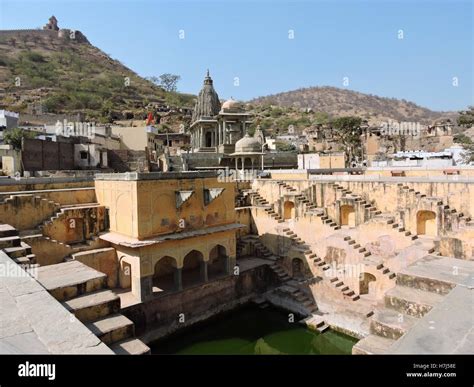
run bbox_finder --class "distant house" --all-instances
[0,110,20,141]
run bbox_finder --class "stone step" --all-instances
[303,315,325,329]
[37,261,108,301]
[316,323,330,333]
[370,308,418,340]
[352,334,396,355]
[109,338,150,355]
[0,224,18,238]
[384,286,444,318]
[26,254,36,263]
[87,314,135,345]
[20,241,32,254]
[63,289,120,323]
[0,235,21,249]
[13,256,31,265]
[396,271,455,296]
[3,245,29,258]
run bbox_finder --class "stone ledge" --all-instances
[95,171,218,181]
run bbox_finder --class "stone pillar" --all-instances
[235,157,238,171]
[174,267,183,291]
[222,120,226,144]
[133,275,153,302]
[223,256,232,275]
[200,261,208,282]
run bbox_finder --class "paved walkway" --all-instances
[0,252,113,354]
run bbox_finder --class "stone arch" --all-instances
[283,200,295,220]
[244,157,254,169]
[291,257,304,278]
[340,204,356,227]
[416,210,437,236]
[153,256,178,292]
[182,249,205,288]
[115,192,133,235]
[208,244,228,279]
[359,272,376,295]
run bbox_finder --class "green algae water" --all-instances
[151,304,358,355]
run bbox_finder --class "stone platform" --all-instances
[36,260,107,301]
[389,255,474,354]
[0,251,113,354]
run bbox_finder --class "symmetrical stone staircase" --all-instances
[237,233,319,315]
[0,224,36,266]
[36,260,150,355]
[398,183,473,228]
[277,181,320,214]
[274,282,319,315]
[331,182,382,219]
[237,234,278,261]
[235,188,252,207]
[249,190,285,222]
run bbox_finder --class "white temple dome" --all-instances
[221,98,243,111]
[234,133,261,153]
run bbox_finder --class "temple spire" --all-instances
[191,70,220,122]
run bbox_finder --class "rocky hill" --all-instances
[249,86,457,126]
[0,27,195,127]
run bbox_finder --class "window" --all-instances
[80,151,88,160]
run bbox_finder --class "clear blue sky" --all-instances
[0,0,472,111]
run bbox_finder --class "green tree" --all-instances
[458,106,474,127]
[148,74,181,92]
[4,128,37,150]
[331,116,363,165]
[456,107,474,163]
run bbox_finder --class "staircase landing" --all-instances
[390,286,474,354]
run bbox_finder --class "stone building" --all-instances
[43,15,59,31]
[96,171,240,302]
[189,71,253,154]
